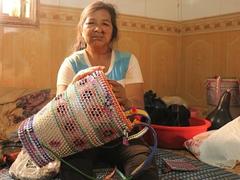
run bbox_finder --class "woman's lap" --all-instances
[59,138,158,180]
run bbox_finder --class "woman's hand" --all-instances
[108,80,131,109]
[71,66,105,84]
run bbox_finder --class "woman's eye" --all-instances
[84,21,111,28]
[85,22,95,26]
[103,23,110,26]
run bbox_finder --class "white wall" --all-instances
[182,0,240,20]
[40,0,240,21]
[40,0,180,20]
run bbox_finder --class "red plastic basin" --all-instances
[145,117,211,149]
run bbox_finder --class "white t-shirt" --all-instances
[57,49,143,87]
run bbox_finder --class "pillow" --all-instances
[0,88,56,140]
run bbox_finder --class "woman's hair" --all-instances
[73,1,118,51]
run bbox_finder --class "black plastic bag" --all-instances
[144,90,190,126]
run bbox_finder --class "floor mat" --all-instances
[157,149,240,180]
[1,148,240,179]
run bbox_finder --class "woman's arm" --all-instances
[56,85,68,95]
[125,83,144,109]
[123,54,144,109]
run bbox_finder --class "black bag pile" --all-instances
[144,90,190,126]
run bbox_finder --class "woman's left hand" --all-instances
[108,80,130,109]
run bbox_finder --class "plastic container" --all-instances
[206,76,240,106]
[145,117,211,149]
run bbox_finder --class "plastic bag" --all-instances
[144,91,190,126]
[196,116,240,168]
[9,148,60,180]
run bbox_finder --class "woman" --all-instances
[56,1,158,179]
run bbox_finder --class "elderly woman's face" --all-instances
[82,9,113,49]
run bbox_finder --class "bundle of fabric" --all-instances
[18,67,147,168]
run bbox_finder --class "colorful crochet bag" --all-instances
[18,67,157,171]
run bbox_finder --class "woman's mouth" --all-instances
[92,36,102,40]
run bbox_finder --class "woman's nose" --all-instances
[94,24,103,32]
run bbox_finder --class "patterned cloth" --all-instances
[18,69,132,167]
[0,89,53,140]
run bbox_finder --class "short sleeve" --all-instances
[125,54,144,84]
[56,58,75,86]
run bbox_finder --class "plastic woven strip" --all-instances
[18,69,132,167]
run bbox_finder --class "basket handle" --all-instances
[124,108,158,176]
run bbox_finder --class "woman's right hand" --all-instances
[108,80,131,110]
[71,66,105,84]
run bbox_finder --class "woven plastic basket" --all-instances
[18,68,133,167]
